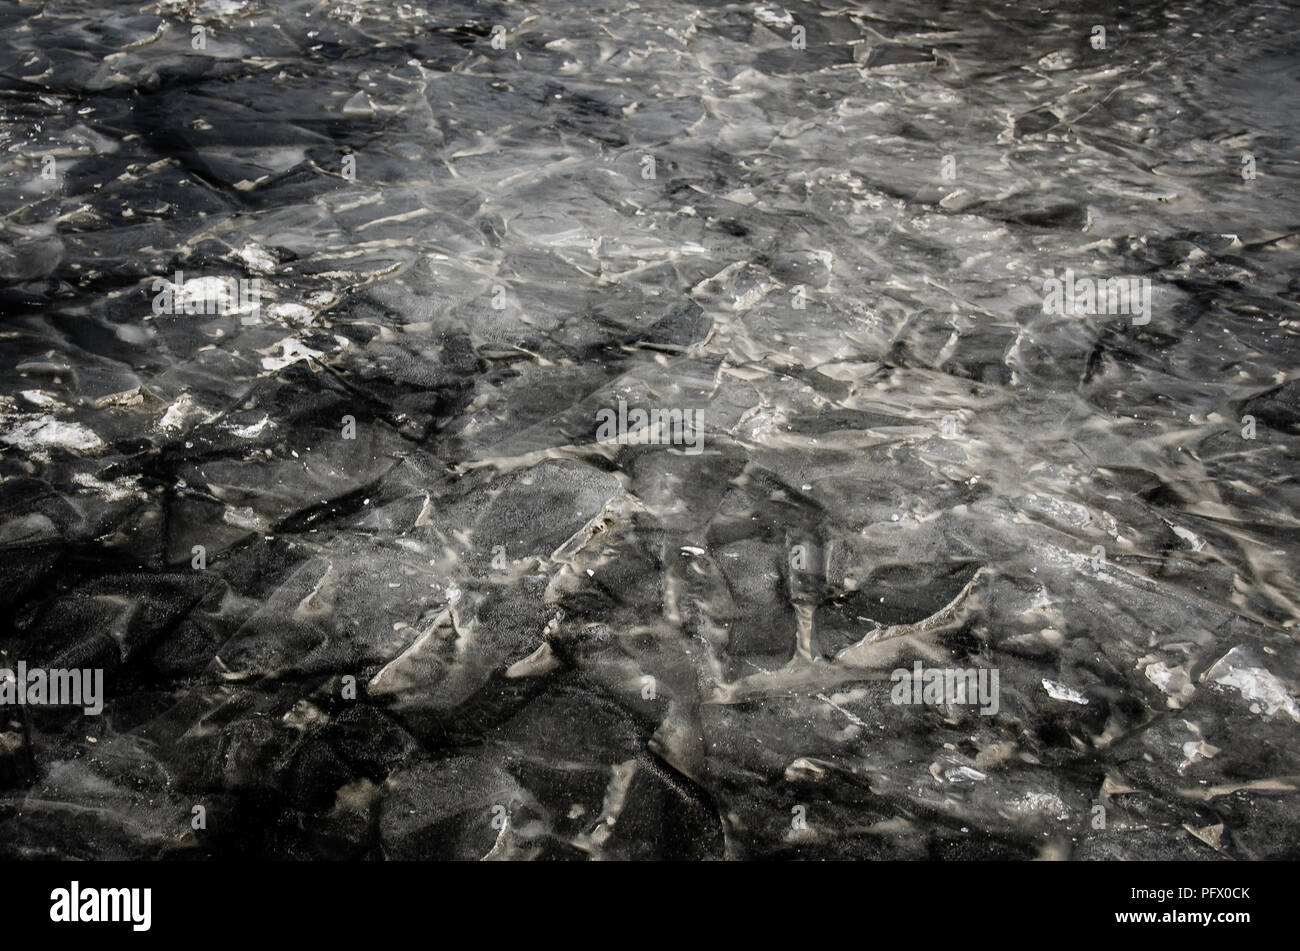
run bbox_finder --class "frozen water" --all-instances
[0,0,1297,860]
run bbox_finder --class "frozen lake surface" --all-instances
[0,0,1298,859]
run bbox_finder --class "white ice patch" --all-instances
[261,338,324,371]
[1144,661,1195,707]
[342,91,376,118]
[72,472,139,502]
[1204,647,1300,722]
[1042,679,1089,704]
[156,274,261,320]
[180,276,230,304]
[159,392,203,432]
[20,390,57,407]
[1010,791,1070,819]
[239,243,276,273]
[223,505,267,532]
[1,416,103,452]
[1180,739,1219,772]
[1171,525,1206,552]
[755,5,794,28]
[1036,51,1075,71]
[946,766,987,783]
[198,0,249,15]
[267,302,313,326]
[223,415,271,438]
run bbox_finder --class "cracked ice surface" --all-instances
[0,0,1298,859]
